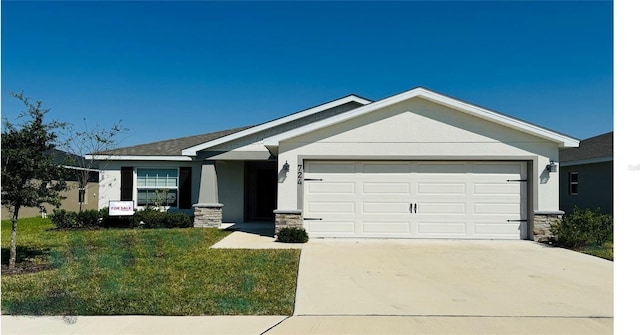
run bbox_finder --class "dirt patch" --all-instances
[1,263,53,276]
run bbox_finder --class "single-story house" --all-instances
[559,131,613,215]
[92,87,579,241]
[1,150,99,220]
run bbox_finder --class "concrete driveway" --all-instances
[293,239,613,318]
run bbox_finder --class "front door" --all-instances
[244,161,277,221]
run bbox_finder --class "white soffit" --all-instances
[181,95,371,156]
[263,87,580,148]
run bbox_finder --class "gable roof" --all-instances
[95,126,253,158]
[92,94,370,160]
[181,94,371,156]
[560,131,613,164]
[94,86,580,160]
[263,86,580,149]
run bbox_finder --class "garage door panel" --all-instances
[417,222,467,235]
[362,162,412,174]
[417,183,466,195]
[362,221,411,234]
[415,163,468,174]
[308,202,355,214]
[472,163,523,175]
[308,221,355,234]
[473,222,523,237]
[473,203,521,215]
[417,203,466,215]
[307,162,356,174]
[308,182,356,194]
[362,182,411,194]
[473,183,520,195]
[362,202,411,214]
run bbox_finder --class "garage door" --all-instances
[303,161,527,239]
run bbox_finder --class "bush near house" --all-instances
[276,227,309,243]
[51,208,193,230]
[551,207,613,260]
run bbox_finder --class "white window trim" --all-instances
[134,167,180,208]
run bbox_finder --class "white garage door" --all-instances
[303,161,528,239]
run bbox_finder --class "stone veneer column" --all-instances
[274,209,303,237]
[193,203,224,228]
[533,210,564,242]
[192,161,222,228]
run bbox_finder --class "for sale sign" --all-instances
[109,200,135,216]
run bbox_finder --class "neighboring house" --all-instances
[1,150,99,220]
[559,131,613,215]
[93,87,579,241]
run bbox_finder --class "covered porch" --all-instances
[192,158,282,232]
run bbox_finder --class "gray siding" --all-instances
[559,161,613,215]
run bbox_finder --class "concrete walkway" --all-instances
[1,238,614,334]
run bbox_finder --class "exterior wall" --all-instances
[98,160,201,215]
[276,98,561,217]
[559,161,613,215]
[216,160,245,222]
[1,181,99,220]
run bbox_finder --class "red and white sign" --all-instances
[109,201,135,216]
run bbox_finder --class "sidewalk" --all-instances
[1,315,614,335]
[1,315,287,335]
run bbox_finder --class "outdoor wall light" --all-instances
[546,160,558,173]
[283,161,290,172]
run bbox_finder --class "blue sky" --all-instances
[2,1,613,149]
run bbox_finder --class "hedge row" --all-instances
[50,207,193,229]
[551,207,613,248]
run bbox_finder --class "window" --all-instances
[569,172,578,195]
[136,168,178,207]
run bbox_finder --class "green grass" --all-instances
[1,217,300,315]
[574,241,614,261]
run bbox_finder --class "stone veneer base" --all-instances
[193,203,224,228]
[274,210,303,237]
[532,211,564,242]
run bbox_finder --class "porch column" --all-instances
[193,161,223,228]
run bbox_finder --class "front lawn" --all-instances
[574,241,614,261]
[1,217,300,315]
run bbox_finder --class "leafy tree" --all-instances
[1,93,68,268]
[59,118,128,211]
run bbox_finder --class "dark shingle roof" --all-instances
[98,126,254,156]
[560,131,613,163]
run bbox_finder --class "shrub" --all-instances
[76,209,101,228]
[134,208,193,229]
[100,206,135,228]
[50,209,77,229]
[276,227,309,243]
[551,207,613,248]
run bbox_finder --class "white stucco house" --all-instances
[92,87,579,241]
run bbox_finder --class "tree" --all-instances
[1,93,68,268]
[59,118,128,211]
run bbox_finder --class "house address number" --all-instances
[297,164,303,184]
